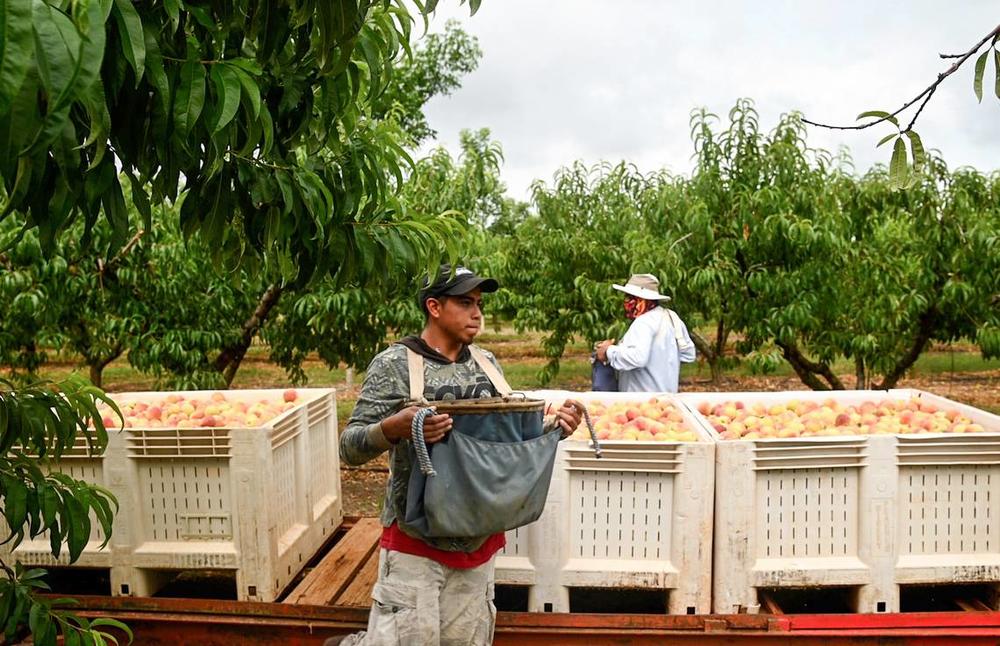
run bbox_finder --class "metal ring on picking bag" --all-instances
[411,407,437,476]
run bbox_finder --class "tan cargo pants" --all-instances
[340,549,497,646]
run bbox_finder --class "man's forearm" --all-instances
[340,421,394,465]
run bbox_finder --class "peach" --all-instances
[283,389,298,403]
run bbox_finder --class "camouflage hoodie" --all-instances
[339,336,505,552]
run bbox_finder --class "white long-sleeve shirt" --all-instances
[606,307,696,393]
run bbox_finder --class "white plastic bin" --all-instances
[3,388,341,602]
[678,388,1000,613]
[495,390,714,614]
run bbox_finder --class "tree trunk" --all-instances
[876,306,938,390]
[86,345,124,389]
[777,339,844,391]
[689,329,723,384]
[855,356,866,390]
[214,283,284,387]
[713,319,729,385]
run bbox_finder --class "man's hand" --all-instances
[381,405,453,444]
[553,399,585,439]
[595,339,615,363]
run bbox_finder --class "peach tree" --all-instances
[0,1,480,642]
[487,161,663,383]
[647,100,1000,389]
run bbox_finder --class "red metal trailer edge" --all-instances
[55,595,1000,645]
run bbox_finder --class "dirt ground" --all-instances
[339,369,1000,516]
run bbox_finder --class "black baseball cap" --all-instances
[419,264,499,308]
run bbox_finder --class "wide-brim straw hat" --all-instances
[612,273,671,301]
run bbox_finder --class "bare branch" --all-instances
[107,230,146,269]
[804,23,1000,132]
[905,85,936,132]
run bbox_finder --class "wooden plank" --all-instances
[957,598,993,612]
[759,591,784,616]
[284,517,382,605]
[336,549,380,608]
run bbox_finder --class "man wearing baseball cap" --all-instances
[595,273,696,393]
[336,264,583,645]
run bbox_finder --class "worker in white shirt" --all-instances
[594,274,696,393]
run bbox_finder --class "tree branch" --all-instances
[855,355,866,390]
[875,306,939,390]
[214,283,284,386]
[776,339,845,391]
[803,24,1000,132]
[107,230,145,269]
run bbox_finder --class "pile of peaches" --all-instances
[565,398,700,442]
[92,390,301,429]
[697,398,987,440]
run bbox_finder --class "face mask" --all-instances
[624,297,653,320]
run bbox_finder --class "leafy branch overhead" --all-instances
[0,0,481,288]
[804,24,1000,187]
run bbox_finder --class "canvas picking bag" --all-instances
[402,346,561,538]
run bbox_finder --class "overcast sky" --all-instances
[418,1,1000,200]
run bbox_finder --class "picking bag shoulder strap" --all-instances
[469,345,512,396]
[405,347,425,402]
[404,344,512,399]
[665,309,686,342]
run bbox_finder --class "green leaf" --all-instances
[3,476,29,533]
[164,0,180,33]
[259,104,273,155]
[80,78,111,169]
[124,168,151,231]
[103,172,129,252]
[63,493,90,562]
[230,66,260,119]
[173,59,206,137]
[0,0,33,114]
[973,49,989,102]
[903,130,925,170]
[875,133,897,148]
[40,485,59,528]
[111,0,145,85]
[856,110,898,128]
[30,1,81,142]
[994,49,1000,100]
[210,64,241,134]
[142,25,170,114]
[889,136,908,187]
